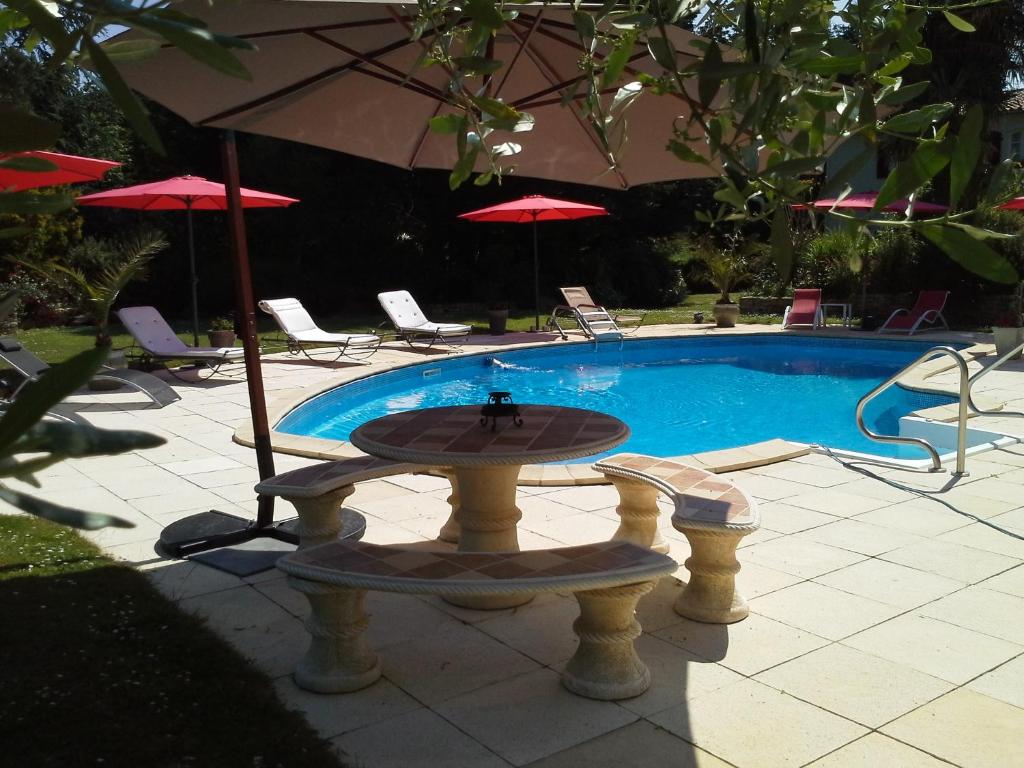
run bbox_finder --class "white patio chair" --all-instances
[116,306,245,378]
[377,290,471,351]
[258,298,380,362]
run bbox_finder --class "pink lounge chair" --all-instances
[782,289,822,329]
[878,290,950,335]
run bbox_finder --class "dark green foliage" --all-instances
[0,516,342,768]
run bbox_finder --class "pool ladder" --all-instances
[855,339,1024,475]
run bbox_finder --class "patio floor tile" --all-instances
[814,558,965,609]
[475,593,579,666]
[434,668,637,766]
[918,586,1024,644]
[749,582,902,641]
[881,689,1024,768]
[618,635,744,718]
[654,612,829,675]
[648,678,866,768]
[756,502,837,534]
[273,675,421,740]
[796,519,925,557]
[805,733,958,767]
[843,613,1022,684]
[741,537,867,579]
[380,620,542,705]
[783,489,892,517]
[854,500,974,537]
[331,708,511,768]
[523,720,732,768]
[755,643,952,727]
[880,540,1021,583]
[979,563,1024,597]
[965,654,1024,709]
[146,559,244,601]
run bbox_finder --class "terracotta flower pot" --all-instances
[208,329,236,347]
[487,309,508,335]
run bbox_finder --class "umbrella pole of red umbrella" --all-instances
[159,132,305,559]
[185,200,200,347]
[532,216,540,331]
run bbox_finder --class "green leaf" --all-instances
[0,155,57,172]
[0,347,108,456]
[0,191,75,214]
[83,39,164,154]
[449,133,481,191]
[100,38,162,63]
[879,81,929,106]
[698,42,722,107]
[764,156,826,177]
[131,17,251,80]
[667,139,708,165]
[601,31,636,89]
[573,10,596,39]
[0,225,31,240]
[0,104,61,153]
[918,223,1018,284]
[466,0,505,29]
[949,104,983,209]
[881,103,953,135]
[429,115,463,134]
[875,139,952,212]
[770,207,794,283]
[942,10,976,33]
[648,36,677,72]
[0,487,135,530]
[452,56,503,75]
[802,55,863,76]
[15,421,166,458]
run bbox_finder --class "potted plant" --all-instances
[992,282,1024,359]
[208,316,236,347]
[700,248,751,328]
[487,301,509,335]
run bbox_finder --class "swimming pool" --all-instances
[277,335,962,461]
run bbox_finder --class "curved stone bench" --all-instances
[277,539,677,700]
[255,456,423,549]
[593,453,760,624]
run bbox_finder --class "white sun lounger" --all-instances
[117,306,245,377]
[377,290,471,351]
[258,298,380,362]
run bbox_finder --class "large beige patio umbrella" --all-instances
[114,0,713,189]
[110,0,715,557]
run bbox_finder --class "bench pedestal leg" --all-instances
[607,476,668,553]
[562,581,654,700]
[673,528,749,624]
[437,468,461,543]
[446,465,529,610]
[286,485,356,550]
[290,579,381,693]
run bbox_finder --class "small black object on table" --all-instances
[480,391,523,431]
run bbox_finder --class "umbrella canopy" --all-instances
[999,197,1024,210]
[459,195,608,328]
[792,191,948,215]
[78,175,298,345]
[110,0,715,190]
[0,150,120,191]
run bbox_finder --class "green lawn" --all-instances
[0,516,343,768]
[17,293,781,364]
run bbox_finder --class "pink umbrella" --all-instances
[459,195,608,330]
[78,175,299,345]
[998,197,1024,210]
[792,191,948,215]
[0,150,120,191]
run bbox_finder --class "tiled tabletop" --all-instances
[350,405,629,467]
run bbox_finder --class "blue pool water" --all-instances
[278,335,960,461]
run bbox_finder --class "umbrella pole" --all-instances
[158,131,311,564]
[532,216,540,331]
[186,200,200,347]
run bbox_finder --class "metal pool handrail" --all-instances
[855,346,970,475]
[967,337,1024,419]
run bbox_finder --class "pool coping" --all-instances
[234,326,1006,486]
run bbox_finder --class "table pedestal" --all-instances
[445,464,531,610]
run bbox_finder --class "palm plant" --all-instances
[22,230,166,348]
[700,246,753,304]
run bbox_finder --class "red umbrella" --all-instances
[77,175,298,345]
[0,150,120,191]
[459,195,608,330]
[999,197,1024,210]
[792,191,948,215]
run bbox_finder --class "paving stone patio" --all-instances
[4,324,1024,767]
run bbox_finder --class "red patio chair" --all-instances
[878,290,950,335]
[782,289,822,329]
